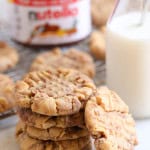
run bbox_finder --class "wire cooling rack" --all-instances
[0,27,105,126]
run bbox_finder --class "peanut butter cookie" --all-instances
[17,121,89,141]
[17,108,85,129]
[91,0,115,26]
[16,121,91,150]
[15,69,96,116]
[30,48,95,78]
[85,87,138,150]
[0,41,19,72]
[0,74,15,113]
[90,30,105,60]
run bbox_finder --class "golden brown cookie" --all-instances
[16,131,91,150]
[91,0,115,26]
[30,48,95,78]
[17,121,89,141]
[85,87,138,150]
[17,108,85,129]
[90,30,105,60]
[100,26,106,34]
[15,69,96,116]
[82,143,92,150]
[0,74,15,113]
[16,122,91,150]
[0,41,19,72]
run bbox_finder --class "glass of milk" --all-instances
[106,0,150,119]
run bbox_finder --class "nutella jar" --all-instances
[11,0,91,46]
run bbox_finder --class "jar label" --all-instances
[12,0,91,45]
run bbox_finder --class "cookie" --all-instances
[18,121,89,141]
[85,87,138,150]
[17,108,85,129]
[16,121,91,150]
[16,130,91,150]
[90,30,105,60]
[0,41,19,72]
[0,74,15,113]
[91,0,115,26]
[82,143,92,150]
[100,26,106,34]
[15,69,96,116]
[30,48,95,78]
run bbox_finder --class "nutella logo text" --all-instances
[29,7,78,21]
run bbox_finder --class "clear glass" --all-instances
[106,0,150,119]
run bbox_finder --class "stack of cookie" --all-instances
[15,68,96,150]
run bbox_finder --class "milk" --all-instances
[106,12,150,119]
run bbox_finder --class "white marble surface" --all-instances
[0,119,150,150]
[135,119,150,149]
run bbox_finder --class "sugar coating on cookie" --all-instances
[16,121,91,150]
[91,0,115,26]
[18,108,85,129]
[85,87,138,150]
[0,74,15,113]
[15,68,96,116]
[0,41,19,72]
[30,48,95,78]
[90,31,105,60]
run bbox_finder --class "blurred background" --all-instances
[0,0,9,28]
